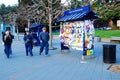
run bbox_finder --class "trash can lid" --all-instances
[103,44,116,47]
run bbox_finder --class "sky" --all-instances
[0,0,18,6]
[0,0,67,6]
[61,0,71,6]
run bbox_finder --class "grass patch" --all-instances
[52,31,60,35]
[95,30,120,38]
[52,30,120,38]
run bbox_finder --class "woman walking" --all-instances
[4,31,13,58]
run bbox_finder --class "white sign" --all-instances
[117,20,120,27]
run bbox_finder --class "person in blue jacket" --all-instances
[39,27,49,56]
[23,31,33,56]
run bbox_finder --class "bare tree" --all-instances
[32,0,69,49]
[6,0,70,48]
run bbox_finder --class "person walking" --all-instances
[23,31,33,56]
[2,30,14,55]
[39,27,49,56]
[3,31,13,58]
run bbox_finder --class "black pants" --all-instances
[40,42,49,55]
[25,43,33,56]
[5,45,11,58]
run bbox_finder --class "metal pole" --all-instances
[82,27,86,60]
[80,21,87,63]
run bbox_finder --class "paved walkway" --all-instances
[0,36,120,80]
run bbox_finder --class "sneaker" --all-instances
[39,53,41,55]
[45,54,49,57]
[26,53,28,56]
[30,54,33,56]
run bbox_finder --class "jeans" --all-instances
[4,45,12,55]
[5,45,11,58]
[25,43,33,56]
[40,42,49,55]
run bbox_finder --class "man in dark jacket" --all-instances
[39,27,49,56]
[3,31,13,58]
[24,31,33,56]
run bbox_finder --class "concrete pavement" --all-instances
[0,37,120,80]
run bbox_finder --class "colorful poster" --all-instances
[60,20,94,55]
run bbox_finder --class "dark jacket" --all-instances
[39,32,49,43]
[24,34,33,44]
[2,32,14,42]
[4,35,13,45]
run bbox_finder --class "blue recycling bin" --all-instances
[29,23,45,46]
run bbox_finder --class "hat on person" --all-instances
[26,30,30,33]
[42,27,46,30]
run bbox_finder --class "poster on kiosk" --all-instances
[57,5,98,57]
[60,20,94,56]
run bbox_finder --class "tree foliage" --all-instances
[91,1,120,28]
[92,2,120,21]
[69,0,120,28]
[16,0,63,25]
[0,4,17,15]
[18,0,33,6]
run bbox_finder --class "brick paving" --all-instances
[0,36,120,80]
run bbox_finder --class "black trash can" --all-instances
[103,44,116,63]
[61,42,69,50]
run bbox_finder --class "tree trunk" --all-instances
[28,19,30,28]
[49,13,53,49]
[18,0,21,6]
[17,26,19,40]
